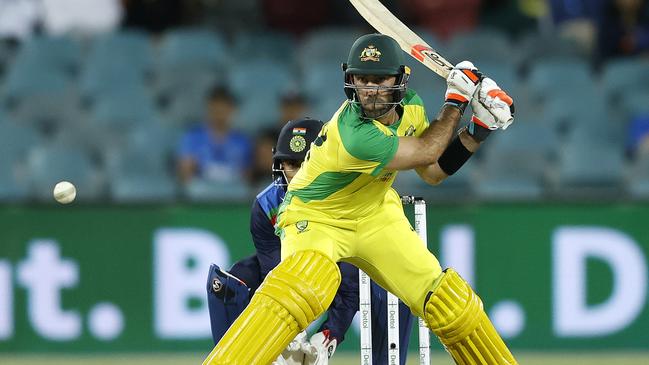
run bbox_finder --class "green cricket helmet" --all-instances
[342,33,410,119]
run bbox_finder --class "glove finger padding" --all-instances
[445,60,483,113]
[303,330,337,365]
[278,331,307,365]
[477,77,515,129]
[310,330,337,358]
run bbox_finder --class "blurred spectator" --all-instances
[548,0,603,54]
[626,113,649,157]
[401,0,481,40]
[271,90,309,138]
[0,0,39,41]
[250,129,277,189]
[40,0,122,36]
[262,0,329,35]
[550,0,603,23]
[176,85,253,186]
[597,0,649,61]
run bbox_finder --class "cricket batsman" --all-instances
[203,33,517,365]
[206,117,414,364]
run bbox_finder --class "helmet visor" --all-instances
[344,81,406,119]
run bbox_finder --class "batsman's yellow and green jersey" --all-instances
[278,89,429,226]
[276,89,443,315]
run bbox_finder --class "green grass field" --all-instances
[2,352,649,365]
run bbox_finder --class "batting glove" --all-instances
[468,78,515,141]
[303,330,337,365]
[445,61,483,114]
[275,331,307,365]
[476,78,515,128]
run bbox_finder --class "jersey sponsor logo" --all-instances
[295,220,309,233]
[289,135,307,153]
[360,45,382,62]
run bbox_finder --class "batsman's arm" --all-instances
[385,105,462,171]
[415,128,482,185]
[385,61,482,171]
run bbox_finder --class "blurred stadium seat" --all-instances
[405,59,446,109]
[0,116,42,162]
[527,59,594,103]
[475,121,557,200]
[80,61,144,101]
[158,28,229,71]
[298,27,364,71]
[311,96,345,122]
[0,153,30,201]
[107,143,176,202]
[80,31,154,101]
[27,143,104,201]
[234,97,281,134]
[515,32,588,70]
[184,178,251,202]
[155,29,229,125]
[1,50,79,133]
[155,67,220,127]
[622,91,649,116]
[554,141,626,198]
[303,64,345,105]
[232,31,297,65]
[543,87,608,135]
[0,116,42,201]
[10,35,81,76]
[601,59,649,103]
[447,28,513,66]
[228,60,294,132]
[477,61,519,94]
[91,87,156,130]
[89,30,153,74]
[228,60,295,102]
[0,24,644,204]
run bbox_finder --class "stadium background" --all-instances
[1,0,649,364]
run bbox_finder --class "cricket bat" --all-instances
[349,0,454,78]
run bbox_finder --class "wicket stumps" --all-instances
[359,196,430,365]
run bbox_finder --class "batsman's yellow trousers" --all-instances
[279,188,441,318]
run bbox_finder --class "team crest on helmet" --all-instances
[359,45,382,62]
[289,135,307,153]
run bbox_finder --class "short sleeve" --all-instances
[339,120,399,176]
[405,90,430,137]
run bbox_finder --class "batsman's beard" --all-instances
[358,92,397,119]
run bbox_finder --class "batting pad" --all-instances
[424,269,518,365]
[202,250,341,365]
